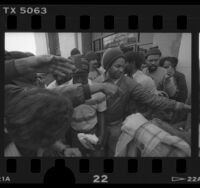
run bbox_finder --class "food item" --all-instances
[78,133,99,145]
[77,133,99,150]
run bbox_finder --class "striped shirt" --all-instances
[115,113,191,157]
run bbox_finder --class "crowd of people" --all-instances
[4,45,192,157]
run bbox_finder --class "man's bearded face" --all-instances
[146,54,161,73]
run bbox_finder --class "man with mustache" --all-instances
[143,46,175,97]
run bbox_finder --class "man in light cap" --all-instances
[96,47,191,156]
[144,46,175,96]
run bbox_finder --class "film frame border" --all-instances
[0,4,199,184]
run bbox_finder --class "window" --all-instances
[103,33,138,49]
[5,33,36,54]
[93,39,101,51]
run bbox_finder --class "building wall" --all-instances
[34,33,48,55]
[177,33,191,99]
[77,33,83,53]
[153,33,182,57]
[58,33,76,58]
[81,33,92,54]
[139,33,154,45]
[152,33,191,98]
[5,32,48,56]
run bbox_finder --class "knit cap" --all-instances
[102,48,125,71]
[145,46,162,58]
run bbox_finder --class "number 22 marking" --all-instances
[93,175,108,183]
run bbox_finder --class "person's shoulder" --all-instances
[123,75,139,88]
[137,70,150,79]
[175,71,185,78]
[143,68,148,74]
[141,73,155,84]
[88,79,93,85]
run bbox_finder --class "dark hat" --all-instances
[145,46,162,58]
[102,48,125,71]
[70,48,81,56]
[85,51,97,62]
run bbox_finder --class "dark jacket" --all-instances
[4,83,91,156]
[171,71,188,103]
[5,60,21,84]
[104,75,177,125]
[5,83,91,109]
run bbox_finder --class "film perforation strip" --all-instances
[5,15,189,30]
[5,158,188,174]
[31,15,41,30]
[80,15,90,30]
[79,159,90,173]
[31,159,41,173]
[104,15,114,30]
[128,159,138,173]
[128,15,138,30]
[152,159,162,173]
[103,159,114,173]
[153,15,163,30]
[177,15,187,30]
[7,15,17,29]
[176,159,187,173]
[6,159,17,173]
[56,15,66,30]
[55,159,65,168]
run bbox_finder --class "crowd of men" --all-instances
[4,45,192,157]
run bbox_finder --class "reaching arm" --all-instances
[129,79,191,112]
[5,60,21,84]
[53,82,118,108]
[5,55,76,84]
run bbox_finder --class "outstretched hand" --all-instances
[15,55,76,78]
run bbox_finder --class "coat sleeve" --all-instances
[52,84,91,108]
[175,73,188,103]
[5,60,21,84]
[128,79,177,111]
[5,83,91,109]
[5,84,27,106]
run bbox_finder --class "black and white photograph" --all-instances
[4,32,191,157]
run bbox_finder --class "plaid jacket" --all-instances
[115,113,191,157]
